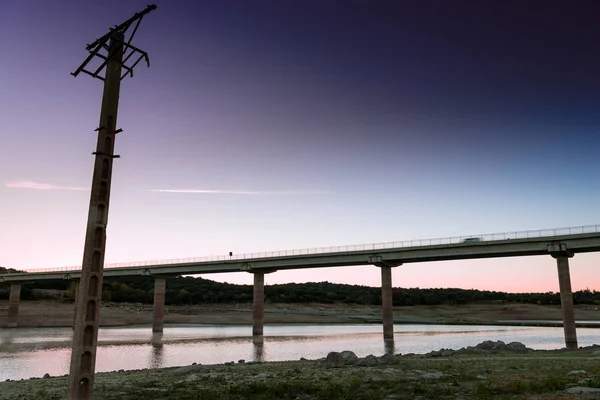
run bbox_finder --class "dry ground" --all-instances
[0,299,599,328]
[2,348,600,399]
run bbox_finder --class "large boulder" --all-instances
[357,354,379,366]
[505,342,528,352]
[324,351,358,367]
[476,340,505,351]
[379,353,401,365]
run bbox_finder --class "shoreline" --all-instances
[1,299,600,329]
[1,343,600,399]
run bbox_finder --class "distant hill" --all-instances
[1,267,599,307]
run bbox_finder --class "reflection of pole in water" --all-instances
[252,336,265,362]
[150,332,164,368]
[384,338,395,355]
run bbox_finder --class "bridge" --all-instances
[1,224,599,349]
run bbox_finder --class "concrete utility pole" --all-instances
[67,6,157,400]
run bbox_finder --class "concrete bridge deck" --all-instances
[1,229,599,283]
[1,224,599,350]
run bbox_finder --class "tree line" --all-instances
[1,266,599,306]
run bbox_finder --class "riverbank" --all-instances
[2,343,600,399]
[1,299,600,328]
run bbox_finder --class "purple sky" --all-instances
[1,0,599,292]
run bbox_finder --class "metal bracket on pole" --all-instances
[95,127,123,134]
[91,152,121,158]
[71,4,157,82]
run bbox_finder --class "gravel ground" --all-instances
[2,343,600,399]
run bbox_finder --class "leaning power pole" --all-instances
[67,5,157,400]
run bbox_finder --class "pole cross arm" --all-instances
[71,4,157,81]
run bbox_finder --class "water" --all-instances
[1,323,599,381]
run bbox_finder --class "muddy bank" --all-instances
[1,299,599,328]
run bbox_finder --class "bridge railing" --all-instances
[11,223,600,274]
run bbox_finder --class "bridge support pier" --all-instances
[552,251,577,349]
[7,283,21,328]
[153,278,166,333]
[248,269,276,337]
[253,272,265,336]
[373,259,402,339]
[380,266,394,339]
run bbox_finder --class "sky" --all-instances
[0,0,599,293]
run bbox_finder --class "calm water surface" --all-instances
[1,323,600,381]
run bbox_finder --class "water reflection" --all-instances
[149,333,164,368]
[252,336,265,362]
[151,332,163,348]
[1,324,599,382]
[384,338,395,355]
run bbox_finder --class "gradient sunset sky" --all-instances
[1,0,598,293]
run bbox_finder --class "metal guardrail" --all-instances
[8,224,600,274]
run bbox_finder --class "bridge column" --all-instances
[247,268,276,337]
[551,248,577,349]
[372,259,402,339]
[152,277,166,333]
[7,283,21,328]
[253,272,265,336]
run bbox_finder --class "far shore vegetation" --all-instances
[1,266,599,308]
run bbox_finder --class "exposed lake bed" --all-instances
[2,300,600,398]
[2,299,600,328]
[2,342,600,400]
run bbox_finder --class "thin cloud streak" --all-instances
[149,189,326,195]
[6,181,89,191]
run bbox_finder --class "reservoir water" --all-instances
[1,323,599,381]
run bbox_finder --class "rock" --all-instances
[323,352,343,367]
[238,359,245,364]
[420,372,444,380]
[357,355,379,366]
[379,353,400,365]
[505,342,528,352]
[43,373,50,379]
[476,340,505,351]
[457,346,487,355]
[324,351,358,367]
[475,341,497,350]
[166,364,204,375]
[565,387,600,394]
[340,350,359,364]
[567,370,587,376]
